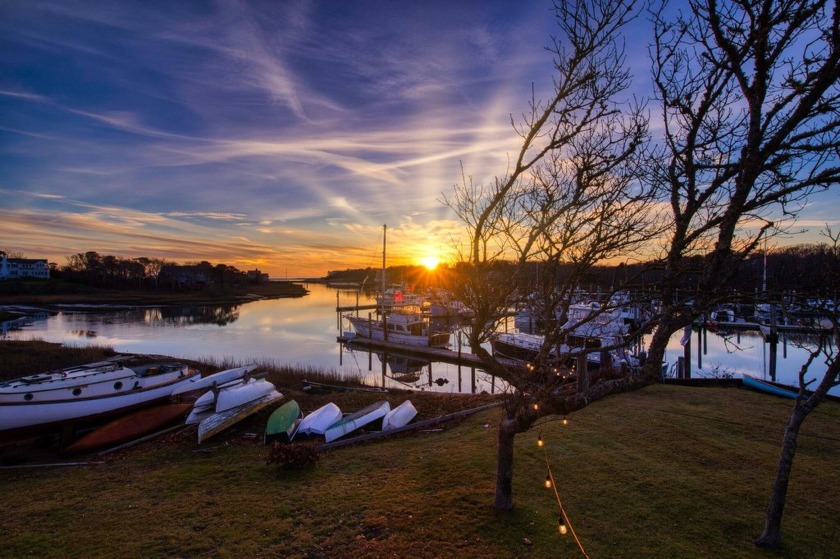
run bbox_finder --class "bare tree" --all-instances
[643,0,840,382]
[755,227,840,548]
[643,0,840,548]
[444,0,660,510]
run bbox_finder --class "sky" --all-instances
[1,1,838,278]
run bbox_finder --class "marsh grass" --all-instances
[1,343,839,557]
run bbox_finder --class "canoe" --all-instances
[742,374,799,399]
[382,399,417,431]
[64,403,192,453]
[324,400,390,443]
[264,400,302,444]
[296,402,342,437]
[198,390,283,443]
[171,364,257,398]
[215,378,276,413]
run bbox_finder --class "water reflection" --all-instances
[2,284,837,395]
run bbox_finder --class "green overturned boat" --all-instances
[265,400,303,443]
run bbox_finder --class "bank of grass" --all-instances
[1,344,839,557]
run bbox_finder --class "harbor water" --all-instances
[2,283,837,396]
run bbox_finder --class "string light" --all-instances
[558,515,568,535]
[538,418,590,558]
[533,402,539,411]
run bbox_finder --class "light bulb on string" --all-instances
[558,515,568,535]
[537,432,544,448]
[563,415,569,426]
[544,473,552,489]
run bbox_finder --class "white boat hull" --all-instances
[324,400,390,443]
[0,362,200,439]
[382,400,417,430]
[296,402,342,437]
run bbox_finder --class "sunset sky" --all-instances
[2,1,837,277]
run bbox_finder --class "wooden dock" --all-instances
[337,335,485,368]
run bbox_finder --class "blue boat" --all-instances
[742,374,798,399]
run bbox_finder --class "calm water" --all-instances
[3,283,837,396]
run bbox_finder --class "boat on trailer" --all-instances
[0,359,200,441]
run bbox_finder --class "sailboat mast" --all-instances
[382,224,387,296]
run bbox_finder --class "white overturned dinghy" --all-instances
[197,383,282,443]
[186,377,275,425]
[171,364,258,399]
[382,400,417,431]
[324,400,390,443]
[296,402,342,438]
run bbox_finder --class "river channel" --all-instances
[2,283,837,396]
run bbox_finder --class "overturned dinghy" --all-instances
[324,400,390,443]
[296,402,342,438]
[382,400,417,431]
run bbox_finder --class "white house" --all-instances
[0,252,50,280]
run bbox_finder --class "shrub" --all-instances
[266,441,319,470]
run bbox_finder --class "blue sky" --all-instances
[1,1,837,277]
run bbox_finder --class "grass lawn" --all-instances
[2,372,838,558]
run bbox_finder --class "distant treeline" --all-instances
[327,242,839,299]
[44,251,264,292]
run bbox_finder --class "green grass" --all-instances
[2,379,839,558]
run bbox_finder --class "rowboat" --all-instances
[184,376,273,425]
[215,378,276,413]
[296,402,342,437]
[198,390,283,443]
[0,360,200,441]
[64,403,192,453]
[382,399,417,430]
[324,400,390,443]
[171,364,257,398]
[742,374,799,399]
[264,400,302,444]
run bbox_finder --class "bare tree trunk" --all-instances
[754,407,807,548]
[494,418,518,510]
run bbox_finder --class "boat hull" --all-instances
[198,390,283,443]
[265,400,302,443]
[742,374,798,399]
[0,363,200,442]
[64,403,191,453]
[324,400,390,443]
[296,402,342,437]
[382,400,417,430]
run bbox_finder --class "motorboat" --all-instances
[0,359,200,441]
[346,309,451,347]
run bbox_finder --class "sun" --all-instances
[420,256,440,271]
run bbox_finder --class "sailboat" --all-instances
[345,225,450,348]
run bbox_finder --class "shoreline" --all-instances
[0,280,310,313]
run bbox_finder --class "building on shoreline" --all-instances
[0,252,50,280]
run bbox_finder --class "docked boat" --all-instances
[64,402,192,453]
[344,224,450,348]
[197,388,283,443]
[346,310,451,347]
[382,399,417,430]
[324,400,391,443]
[296,402,342,437]
[491,301,638,371]
[265,399,303,444]
[0,360,200,441]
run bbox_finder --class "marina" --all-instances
[2,283,838,397]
